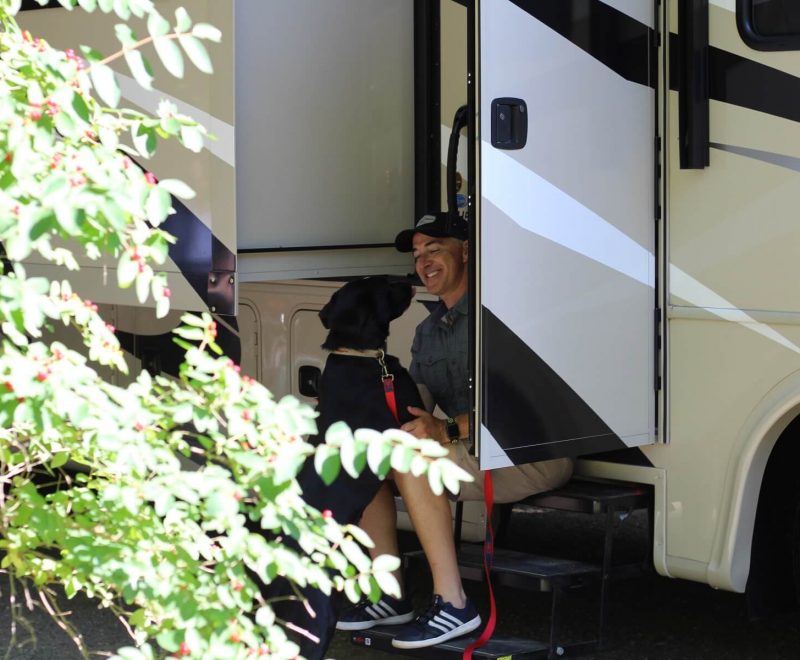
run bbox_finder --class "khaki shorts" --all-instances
[450,440,573,503]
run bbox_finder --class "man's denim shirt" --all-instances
[409,294,469,418]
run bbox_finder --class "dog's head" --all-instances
[320,276,415,351]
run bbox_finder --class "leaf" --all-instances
[50,452,69,469]
[371,554,400,573]
[124,49,154,90]
[156,294,170,319]
[390,445,414,473]
[255,606,274,627]
[158,179,195,200]
[154,36,184,78]
[340,432,358,479]
[135,268,152,304]
[193,23,222,42]
[117,252,137,288]
[147,10,170,38]
[366,436,392,477]
[133,125,157,158]
[313,446,340,486]
[54,112,77,139]
[70,91,91,122]
[344,579,360,604]
[174,7,192,33]
[178,35,212,74]
[426,461,444,496]
[145,186,172,226]
[55,205,81,236]
[375,568,401,599]
[179,124,204,152]
[90,63,120,108]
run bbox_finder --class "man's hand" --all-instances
[401,406,448,445]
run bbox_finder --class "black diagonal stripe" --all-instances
[161,196,236,316]
[128,156,237,317]
[668,33,800,125]
[507,0,655,87]
[482,307,627,464]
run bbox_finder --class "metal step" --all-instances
[351,626,553,659]
[514,478,652,516]
[406,544,600,592]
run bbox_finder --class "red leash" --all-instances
[463,470,496,659]
[375,347,497,657]
[377,350,400,423]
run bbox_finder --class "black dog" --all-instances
[271,276,423,659]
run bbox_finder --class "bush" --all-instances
[0,1,469,657]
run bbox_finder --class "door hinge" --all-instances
[654,306,662,391]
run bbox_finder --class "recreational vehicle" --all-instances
[19,0,800,655]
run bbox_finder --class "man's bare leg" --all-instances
[393,469,466,608]
[358,482,404,596]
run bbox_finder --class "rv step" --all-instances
[351,626,576,659]
[406,544,600,592]
[513,477,652,516]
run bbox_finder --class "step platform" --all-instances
[406,544,601,592]
[351,626,551,659]
[514,478,652,516]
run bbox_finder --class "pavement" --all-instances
[2,508,800,659]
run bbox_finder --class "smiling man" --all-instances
[336,211,573,649]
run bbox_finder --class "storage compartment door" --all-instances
[477,0,657,468]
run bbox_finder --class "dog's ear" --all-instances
[385,281,414,321]
[319,296,334,329]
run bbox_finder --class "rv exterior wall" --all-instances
[18,1,236,313]
[581,0,800,593]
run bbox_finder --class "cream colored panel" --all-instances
[290,309,327,405]
[658,316,800,566]
[19,3,237,310]
[668,96,800,314]
[238,302,260,382]
[710,99,800,160]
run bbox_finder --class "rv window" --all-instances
[738,0,800,50]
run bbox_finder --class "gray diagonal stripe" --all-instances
[710,142,800,174]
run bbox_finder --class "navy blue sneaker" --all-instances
[336,593,415,631]
[391,594,481,649]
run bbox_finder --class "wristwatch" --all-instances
[445,417,460,443]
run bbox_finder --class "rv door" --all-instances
[476,0,658,468]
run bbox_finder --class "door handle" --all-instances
[491,97,527,150]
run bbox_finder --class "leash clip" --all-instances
[376,349,394,381]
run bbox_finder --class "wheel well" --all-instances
[747,414,800,618]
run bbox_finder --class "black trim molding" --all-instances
[508,0,654,88]
[669,33,800,126]
[678,0,710,169]
[414,0,441,221]
[481,307,627,463]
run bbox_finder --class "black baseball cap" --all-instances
[394,211,469,253]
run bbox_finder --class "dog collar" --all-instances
[331,348,385,359]
[331,348,399,422]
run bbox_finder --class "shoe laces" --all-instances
[415,594,445,625]
[352,596,371,610]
